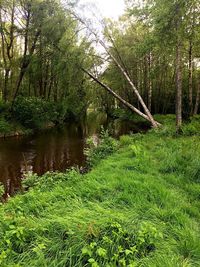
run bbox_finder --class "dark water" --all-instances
[0,113,148,197]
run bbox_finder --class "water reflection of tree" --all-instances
[32,123,86,175]
[0,117,144,197]
[0,122,87,196]
[0,163,22,196]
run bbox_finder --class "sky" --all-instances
[78,0,125,20]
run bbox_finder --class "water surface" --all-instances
[0,113,148,196]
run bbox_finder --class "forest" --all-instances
[0,0,200,266]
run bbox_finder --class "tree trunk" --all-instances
[4,69,10,102]
[102,42,158,127]
[176,41,182,131]
[0,18,8,102]
[82,68,161,126]
[188,40,193,114]
[143,56,148,105]
[0,1,15,102]
[43,62,49,99]
[194,78,200,115]
[39,34,44,97]
[72,14,159,127]
[148,53,152,111]
[12,30,40,104]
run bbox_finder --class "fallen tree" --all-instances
[82,68,161,126]
[72,11,161,127]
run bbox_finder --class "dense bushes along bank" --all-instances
[0,116,200,266]
[0,96,87,137]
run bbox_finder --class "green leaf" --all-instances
[125,249,133,256]
[81,246,92,257]
[96,247,107,258]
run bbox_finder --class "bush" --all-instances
[52,101,69,124]
[0,101,10,116]
[0,118,13,134]
[12,96,86,129]
[12,97,59,129]
[80,222,162,267]
[85,128,119,167]
[111,108,134,120]
[151,115,200,137]
[22,169,80,191]
[64,94,87,120]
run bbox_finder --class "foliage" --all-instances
[111,108,135,120]
[0,0,93,128]
[84,127,119,167]
[22,169,80,191]
[12,97,55,129]
[0,101,10,117]
[0,118,13,135]
[12,96,87,130]
[81,222,161,267]
[100,0,200,118]
[0,121,200,266]
[0,184,4,199]
[151,115,200,137]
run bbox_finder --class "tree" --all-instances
[72,12,160,127]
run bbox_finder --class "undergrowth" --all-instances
[0,116,200,266]
[84,128,118,167]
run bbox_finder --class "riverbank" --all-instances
[0,96,87,139]
[0,117,200,266]
[0,119,55,139]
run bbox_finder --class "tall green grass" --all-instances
[0,117,200,266]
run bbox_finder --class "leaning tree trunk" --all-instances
[99,39,158,127]
[71,12,159,128]
[82,68,161,126]
[175,41,182,132]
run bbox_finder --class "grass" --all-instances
[0,116,200,266]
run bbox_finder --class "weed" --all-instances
[85,127,118,167]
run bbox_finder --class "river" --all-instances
[0,113,148,197]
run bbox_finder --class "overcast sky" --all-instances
[78,0,125,19]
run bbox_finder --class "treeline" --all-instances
[1,0,200,131]
[95,0,200,125]
[0,0,94,128]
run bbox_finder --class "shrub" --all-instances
[0,101,10,117]
[85,128,118,167]
[51,101,69,124]
[12,97,50,129]
[80,222,162,267]
[64,94,87,120]
[0,118,13,134]
[22,169,80,191]
[111,108,134,120]
[12,96,86,129]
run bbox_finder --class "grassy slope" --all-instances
[0,117,200,266]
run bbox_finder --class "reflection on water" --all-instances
[0,113,149,196]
